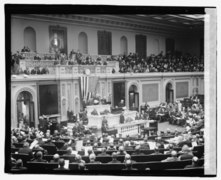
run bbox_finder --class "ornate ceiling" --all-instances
[12,14,204,37]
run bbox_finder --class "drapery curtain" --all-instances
[98,31,112,55]
[135,34,147,58]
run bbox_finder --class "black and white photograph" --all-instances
[3,3,218,177]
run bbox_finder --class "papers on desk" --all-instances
[75,140,83,152]
[30,139,38,149]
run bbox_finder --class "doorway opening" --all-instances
[113,82,125,108]
[129,85,139,111]
[165,83,174,103]
[17,91,35,128]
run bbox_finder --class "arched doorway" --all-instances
[78,32,88,54]
[17,91,35,128]
[24,27,36,52]
[120,36,128,55]
[129,85,139,111]
[165,83,174,103]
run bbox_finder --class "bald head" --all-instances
[171,150,177,157]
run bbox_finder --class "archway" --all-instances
[120,36,128,55]
[17,91,35,128]
[129,84,139,111]
[24,27,36,52]
[78,32,88,54]
[165,83,174,103]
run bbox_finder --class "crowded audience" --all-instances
[11,46,204,75]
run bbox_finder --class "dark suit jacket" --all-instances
[179,153,194,160]
[18,147,33,157]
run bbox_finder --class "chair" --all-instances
[85,163,124,171]
[54,141,65,149]
[11,153,32,166]
[61,155,76,163]
[41,145,57,155]
[192,145,204,158]
[96,156,112,163]
[131,154,171,162]
[69,163,79,170]
[133,160,193,170]
[11,147,19,153]
[43,155,54,162]
[44,163,58,170]
[57,150,67,155]
[26,161,47,171]
[165,167,204,175]
[13,143,24,148]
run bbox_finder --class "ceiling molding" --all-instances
[12,14,204,37]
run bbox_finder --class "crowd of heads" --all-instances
[11,47,204,75]
[118,52,204,73]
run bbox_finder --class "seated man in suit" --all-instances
[50,154,60,163]
[75,154,86,164]
[32,151,47,162]
[89,154,101,164]
[18,142,33,157]
[108,152,121,164]
[122,160,137,171]
[124,141,133,151]
[140,138,150,150]
[184,156,202,168]
[78,162,88,170]
[161,150,179,162]
[116,146,127,155]
[178,145,194,161]
[54,158,69,171]
[132,146,145,155]
[123,154,136,164]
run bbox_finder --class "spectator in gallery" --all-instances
[54,158,69,171]
[185,156,202,169]
[108,152,121,164]
[50,154,60,163]
[161,150,179,162]
[122,160,137,171]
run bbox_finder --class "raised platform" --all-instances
[87,110,137,129]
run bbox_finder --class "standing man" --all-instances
[120,111,125,124]
[101,116,108,134]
